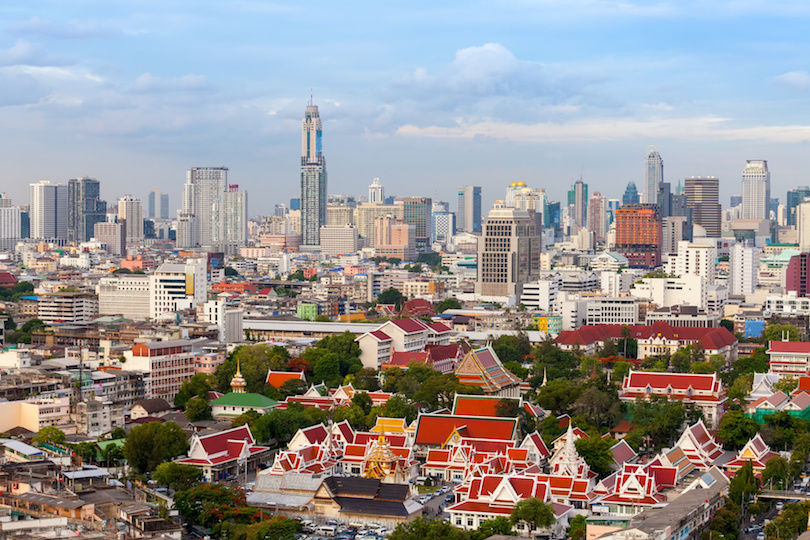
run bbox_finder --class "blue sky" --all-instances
[2,1,810,215]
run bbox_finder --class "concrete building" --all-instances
[368,177,384,203]
[37,292,99,324]
[68,177,106,243]
[125,340,196,401]
[355,203,403,245]
[665,240,717,285]
[643,146,663,204]
[221,186,248,254]
[319,225,359,256]
[433,211,456,244]
[476,203,542,299]
[520,278,560,312]
[97,275,150,319]
[93,221,126,256]
[571,178,588,227]
[661,215,688,257]
[587,192,608,242]
[117,195,143,243]
[149,258,207,322]
[202,298,244,343]
[730,243,759,296]
[798,200,810,252]
[785,252,810,298]
[630,274,707,311]
[586,297,639,325]
[402,197,432,252]
[0,205,21,251]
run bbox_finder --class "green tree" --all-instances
[761,456,790,489]
[277,378,308,396]
[510,497,555,532]
[413,373,480,411]
[727,374,753,407]
[110,427,127,440]
[231,410,261,429]
[378,395,418,424]
[492,333,532,366]
[389,516,470,540]
[185,396,212,422]
[174,483,248,529]
[774,378,799,394]
[575,436,616,478]
[763,323,800,343]
[377,288,406,309]
[123,422,189,474]
[572,386,621,429]
[33,426,65,445]
[471,517,513,540]
[765,501,810,540]
[728,462,759,506]
[215,344,290,393]
[352,391,373,414]
[437,298,462,313]
[628,396,686,450]
[311,351,342,385]
[226,516,302,540]
[568,514,587,540]
[153,462,204,492]
[718,410,759,450]
[534,379,583,415]
[174,373,215,409]
[612,361,631,382]
[353,368,381,391]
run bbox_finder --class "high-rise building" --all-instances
[148,188,157,219]
[787,187,810,226]
[458,186,482,233]
[587,193,607,242]
[327,204,355,227]
[222,185,248,253]
[476,203,541,298]
[355,203,403,245]
[730,195,743,208]
[614,203,662,268]
[118,195,144,242]
[798,200,810,252]
[300,102,327,247]
[94,221,127,256]
[0,195,21,251]
[730,243,759,296]
[402,197,432,252]
[369,178,384,204]
[160,193,169,220]
[685,177,721,238]
[29,181,68,240]
[622,182,640,205]
[570,179,588,227]
[786,253,810,298]
[662,216,688,257]
[741,160,770,220]
[665,240,717,285]
[68,177,106,243]
[644,146,664,204]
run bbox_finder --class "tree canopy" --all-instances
[123,421,188,474]
[153,462,204,492]
[510,497,555,531]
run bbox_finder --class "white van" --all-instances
[316,525,337,537]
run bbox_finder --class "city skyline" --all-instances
[2,2,810,213]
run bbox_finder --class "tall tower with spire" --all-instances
[300,97,327,247]
[230,361,247,393]
[644,146,664,204]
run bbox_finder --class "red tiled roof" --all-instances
[427,344,460,361]
[414,414,518,445]
[389,318,429,334]
[370,330,392,341]
[197,425,255,456]
[401,298,436,317]
[624,370,719,392]
[453,395,517,417]
[557,323,736,351]
[768,341,810,354]
[385,351,429,368]
[266,370,305,388]
[0,273,18,286]
[429,322,452,333]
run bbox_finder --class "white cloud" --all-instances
[771,70,810,92]
[132,73,210,93]
[9,16,120,39]
[0,40,71,67]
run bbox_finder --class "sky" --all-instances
[2,1,810,216]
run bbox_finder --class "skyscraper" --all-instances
[118,195,144,242]
[221,185,248,253]
[587,193,607,242]
[68,177,106,243]
[160,193,169,220]
[300,102,327,247]
[458,186,482,233]
[730,243,758,296]
[787,186,810,226]
[685,177,721,238]
[741,160,770,220]
[571,179,588,227]
[180,167,227,249]
[614,204,662,268]
[622,182,640,205]
[402,197,432,252]
[368,178,384,204]
[29,181,68,240]
[433,211,456,244]
[148,188,157,219]
[476,203,541,298]
[644,146,664,204]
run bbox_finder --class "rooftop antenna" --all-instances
[309,88,313,106]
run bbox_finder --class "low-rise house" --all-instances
[175,425,270,482]
[130,398,173,420]
[767,340,810,379]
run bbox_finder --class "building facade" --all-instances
[300,103,327,247]
[644,146,663,204]
[458,186,482,233]
[741,160,770,220]
[614,204,662,268]
[685,177,721,237]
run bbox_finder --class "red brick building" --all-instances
[614,204,662,268]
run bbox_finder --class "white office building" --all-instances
[630,274,707,311]
[29,181,68,240]
[319,225,359,256]
[97,275,151,320]
[118,195,144,243]
[586,297,639,326]
[0,205,21,251]
[799,201,810,252]
[149,259,207,322]
[729,243,759,296]
[741,160,770,220]
[433,212,456,244]
[520,278,560,312]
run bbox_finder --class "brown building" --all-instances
[614,203,662,268]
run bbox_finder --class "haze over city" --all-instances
[2,1,810,212]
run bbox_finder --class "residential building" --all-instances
[787,186,810,226]
[458,186,482,233]
[433,211,456,244]
[68,177,106,243]
[630,274,707,310]
[614,204,662,268]
[476,203,542,299]
[665,240,717,284]
[685,177,721,237]
[741,160,770,220]
[37,292,99,324]
[149,258,207,322]
[520,278,559,312]
[93,221,126,256]
[0,205,21,251]
[300,102,327,247]
[124,339,196,401]
[180,166,228,248]
[29,180,68,240]
[354,203,403,245]
[643,146,663,204]
[586,297,638,326]
[117,195,144,243]
[766,340,810,379]
[729,243,759,296]
[221,185,248,254]
[587,192,608,242]
[798,203,810,253]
